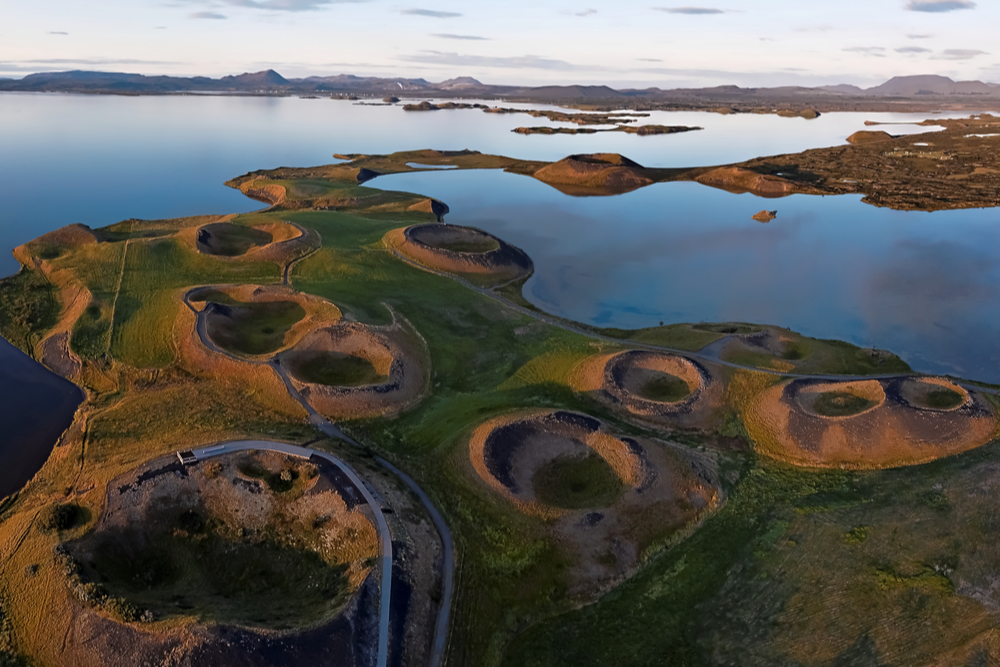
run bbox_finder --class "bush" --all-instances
[38,503,82,532]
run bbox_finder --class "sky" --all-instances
[1,0,999,87]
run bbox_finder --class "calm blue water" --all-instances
[0,92,998,496]
[376,169,1000,381]
[0,92,971,277]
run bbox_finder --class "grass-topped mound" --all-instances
[571,350,723,429]
[64,450,378,630]
[469,410,643,517]
[743,377,998,468]
[532,154,655,195]
[796,380,886,419]
[196,222,273,256]
[386,223,533,287]
[204,298,306,356]
[277,315,428,419]
[282,350,387,387]
[409,225,500,254]
[187,283,341,361]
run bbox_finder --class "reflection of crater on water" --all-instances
[376,169,1000,382]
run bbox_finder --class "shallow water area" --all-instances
[376,168,1000,382]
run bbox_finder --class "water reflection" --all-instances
[376,169,1000,382]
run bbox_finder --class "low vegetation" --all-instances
[531,453,624,510]
[205,299,306,356]
[283,351,386,387]
[812,391,878,417]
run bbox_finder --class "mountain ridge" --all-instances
[3,70,999,104]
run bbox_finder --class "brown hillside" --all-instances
[847,130,895,145]
[532,154,653,192]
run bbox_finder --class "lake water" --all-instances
[376,169,1000,381]
[0,337,82,498]
[0,93,998,497]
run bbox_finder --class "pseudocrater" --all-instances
[469,411,642,516]
[468,410,719,597]
[188,284,340,359]
[63,451,378,630]
[195,222,273,256]
[745,377,998,468]
[278,316,428,419]
[385,223,533,286]
[571,351,722,429]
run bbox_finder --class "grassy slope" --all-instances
[505,440,1000,666]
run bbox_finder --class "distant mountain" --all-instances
[436,77,483,90]
[299,74,433,91]
[2,69,998,104]
[818,84,866,94]
[520,85,622,99]
[218,69,288,87]
[865,75,995,96]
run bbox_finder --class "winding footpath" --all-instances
[187,440,392,667]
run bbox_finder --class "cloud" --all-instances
[0,58,182,73]
[48,31,69,35]
[654,6,724,14]
[933,48,988,59]
[844,46,887,57]
[431,33,488,40]
[400,8,462,17]
[896,46,932,53]
[905,0,975,12]
[638,58,663,62]
[182,0,368,11]
[907,33,933,38]
[573,9,597,16]
[399,51,601,71]
[190,11,226,18]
